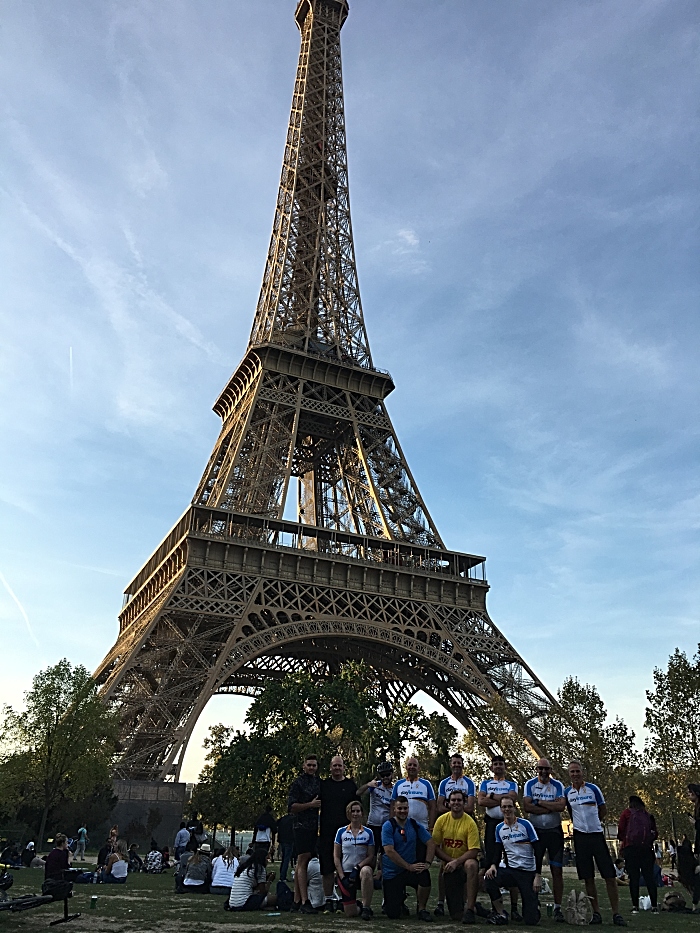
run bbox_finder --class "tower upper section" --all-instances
[248,0,372,369]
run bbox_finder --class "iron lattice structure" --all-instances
[95,0,560,781]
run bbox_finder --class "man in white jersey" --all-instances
[484,798,541,925]
[523,758,566,921]
[478,755,520,918]
[434,753,477,917]
[358,761,394,883]
[391,756,436,831]
[564,761,625,927]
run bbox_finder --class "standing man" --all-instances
[75,824,88,862]
[564,761,625,926]
[478,755,519,919]
[484,798,541,925]
[174,822,190,861]
[276,811,295,883]
[435,753,476,916]
[432,788,481,923]
[288,753,322,914]
[382,794,436,922]
[334,800,376,921]
[319,755,359,913]
[392,756,437,833]
[358,761,395,884]
[523,758,566,922]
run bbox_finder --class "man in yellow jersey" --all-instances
[432,788,481,923]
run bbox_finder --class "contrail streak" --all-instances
[0,571,40,647]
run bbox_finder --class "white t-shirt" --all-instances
[495,818,538,871]
[524,778,565,830]
[391,778,436,829]
[211,855,238,887]
[564,782,605,834]
[306,858,325,909]
[333,824,375,873]
[110,857,128,879]
[480,778,519,819]
[438,775,476,801]
[368,783,393,826]
[228,863,266,908]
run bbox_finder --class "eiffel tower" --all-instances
[95,0,559,782]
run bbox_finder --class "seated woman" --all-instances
[181,847,211,893]
[211,846,238,896]
[101,839,129,884]
[227,852,277,912]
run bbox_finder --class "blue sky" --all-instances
[1,0,698,784]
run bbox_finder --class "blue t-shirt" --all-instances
[381,818,432,880]
[391,778,436,829]
[438,775,476,801]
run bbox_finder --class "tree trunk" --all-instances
[212,823,218,849]
[38,802,50,854]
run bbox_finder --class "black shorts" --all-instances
[533,826,564,870]
[573,830,615,880]
[318,834,336,876]
[337,873,358,905]
[484,816,500,868]
[368,824,384,855]
[293,824,317,857]
[383,870,431,919]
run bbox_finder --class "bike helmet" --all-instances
[377,761,394,777]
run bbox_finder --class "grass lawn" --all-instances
[2,865,698,932]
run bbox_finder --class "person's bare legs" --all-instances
[294,852,311,904]
[322,872,335,897]
[417,883,431,912]
[605,877,620,913]
[360,866,373,912]
[584,878,600,913]
[552,866,564,906]
[465,860,479,909]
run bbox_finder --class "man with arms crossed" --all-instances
[564,761,625,926]
[435,753,476,917]
[484,798,541,925]
[391,756,437,833]
[333,801,376,921]
[523,758,566,922]
[288,753,321,914]
[382,795,436,922]
[432,788,481,923]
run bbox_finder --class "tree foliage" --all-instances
[0,659,119,846]
[192,664,454,828]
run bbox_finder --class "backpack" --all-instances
[625,808,653,848]
[276,880,294,911]
[389,816,421,839]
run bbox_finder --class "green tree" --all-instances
[643,644,700,838]
[414,712,458,785]
[0,660,119,848]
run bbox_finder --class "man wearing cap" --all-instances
[358,762,395,884]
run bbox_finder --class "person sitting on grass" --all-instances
[128,843,143,873]
[333,800,376,921]
[227,851,277,912]
[101,839,129,884]
[211,845,238,896]
[145,846,164,873]
[614,859,628,885]
[179,845,212,893]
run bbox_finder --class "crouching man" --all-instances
[381,794,435,922]
[484,799,541,925]
[334,801,376,921]
[432,788,481,923]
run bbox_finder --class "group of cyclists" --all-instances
[281,751,651,925]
